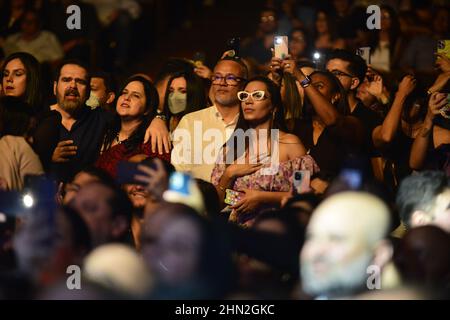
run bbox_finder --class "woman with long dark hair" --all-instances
[1,51,43,114]
[211,76,318,226]
[288,27,312,63]
[161,71,208,132]
[368,5,404,73]
[96,76,170,178]
[313,10,345,51]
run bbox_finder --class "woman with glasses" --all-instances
[211,76,319,226]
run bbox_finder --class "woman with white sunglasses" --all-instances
[211,76,319,226]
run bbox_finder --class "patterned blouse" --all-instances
[211,154,319,226]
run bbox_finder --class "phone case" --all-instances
[437,40,450,58]
[117,161,142,185]
[224,189,243,206]
[293,170,311,194]
[274,36,289,59]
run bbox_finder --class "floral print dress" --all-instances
[211,154,319,226]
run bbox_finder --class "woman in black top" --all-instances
[292,70,365,180]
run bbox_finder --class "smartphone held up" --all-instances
[437,40,450,59]
[274,36,289,59]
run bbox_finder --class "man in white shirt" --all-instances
[171,57,248,181]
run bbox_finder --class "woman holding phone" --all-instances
[211,76,319,226]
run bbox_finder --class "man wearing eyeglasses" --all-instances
[325,49,383,160]
[171,57,248,182]
[241,7,279,73]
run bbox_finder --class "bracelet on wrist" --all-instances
[155,113,167,121]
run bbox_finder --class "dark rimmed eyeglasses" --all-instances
[211,74,245,86]
[330,69,355,78]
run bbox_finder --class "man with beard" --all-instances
[300,192,393,299]
[33,60,169,182]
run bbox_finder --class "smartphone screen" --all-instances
[274,36,289,59]
[339,169,362,190]
[224,189,243,206]
[168,172,191,196]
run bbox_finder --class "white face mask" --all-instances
[168,91,187,114]
[86,92,100,109]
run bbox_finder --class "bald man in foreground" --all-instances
[300,192,398,299]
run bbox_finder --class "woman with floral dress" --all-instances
[211,76,319,226]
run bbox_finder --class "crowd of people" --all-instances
[0,0,450,300]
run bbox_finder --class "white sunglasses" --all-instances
[237,90,268,101]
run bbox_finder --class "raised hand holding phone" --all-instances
[436,40,450,72]
[134,158,168,201]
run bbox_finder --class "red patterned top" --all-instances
[95,142,171,178]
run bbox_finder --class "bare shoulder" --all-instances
[279,132,302,144]
[278,132,306,158]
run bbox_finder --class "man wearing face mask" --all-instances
[86,71,117,113]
